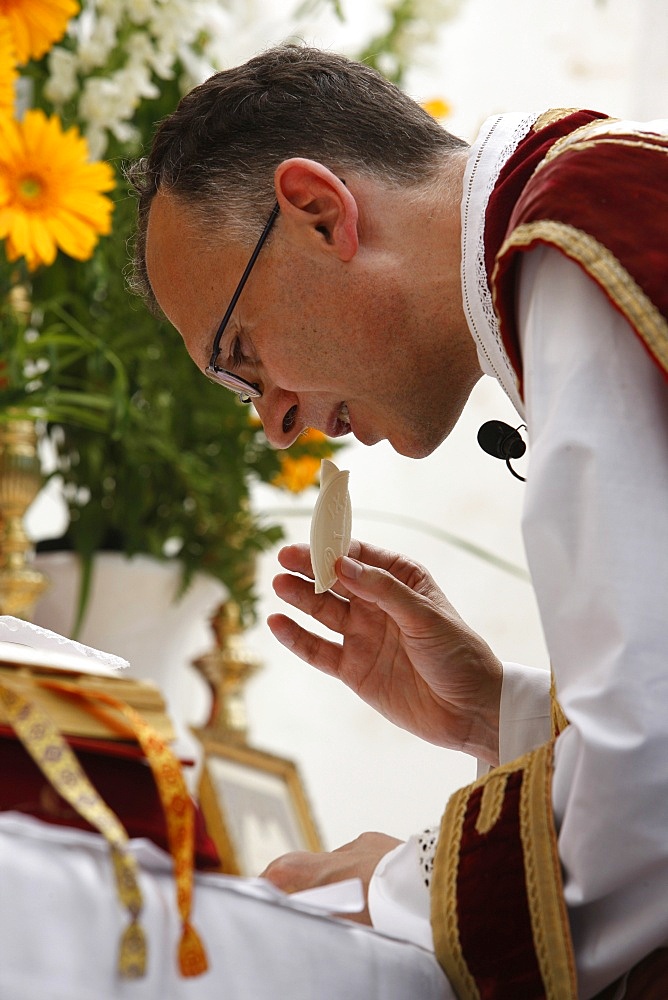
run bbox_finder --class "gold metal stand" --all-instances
[0,414,49,618]
[192,600,261,745]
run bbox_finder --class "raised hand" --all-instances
[268,539,503,765]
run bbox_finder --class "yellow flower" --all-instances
[422,98,451,120]
[0,17,17,114]
[0,0,78,65]
[273,454,323,493]
[272,429,333,493]
[0,108,115,270]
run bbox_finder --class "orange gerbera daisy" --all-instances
[0,0,78,65]
[422,98,452,120]
[0,17,17,114]
[273,453,323,493]
[0,108,115,270]
[272,429,333,493]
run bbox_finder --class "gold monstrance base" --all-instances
[0,415,49,618]
[192,600,261,745]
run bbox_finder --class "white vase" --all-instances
[32,551,228,778]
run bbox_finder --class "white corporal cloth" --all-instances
[0,812,452,1000]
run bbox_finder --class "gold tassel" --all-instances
[0,680,147,978]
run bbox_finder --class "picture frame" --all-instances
[197,739,323,876]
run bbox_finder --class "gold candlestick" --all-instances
[192,600,261,745]
[0,414,49,618]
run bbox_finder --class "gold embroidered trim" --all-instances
[0,679,147,978]
[520,743,578,999]
[535,125,668,175]
[432,780,481,1000]
[475,768,509,835]
[552,135,668,159]
[532,109,584,132]
[432,755,534,998]
[534,119,616,171]
[432,748,577,999]
[495,221,668,373]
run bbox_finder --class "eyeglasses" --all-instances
[205,201,280,403]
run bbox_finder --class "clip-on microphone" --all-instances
[477,420,527,481]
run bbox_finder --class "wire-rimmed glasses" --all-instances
[204,201,280,403]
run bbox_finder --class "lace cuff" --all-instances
[417,825,440,889]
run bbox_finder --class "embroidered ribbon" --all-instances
[36,676,208,977]
[0,679,147,978]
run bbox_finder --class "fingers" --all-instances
[272,542,442,646]
[273,569,350,634]
[261,850,321,893]
[276,543,313,577]
[277,539,429,588]
[336,555,437,634]
[260,833,403,927]
[262,847,372,925]
[276,543,352,601]
[267,612,343,677]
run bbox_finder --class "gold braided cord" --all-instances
[495,221,668,374]
[531,109,590,132]
[519,743,578,999]
[0,679,147,979]
[474,767,509,836]
[431,749,578,999]
[431,782,481,1000]
[537,126,668,174]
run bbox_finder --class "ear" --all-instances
[273,158,359,262]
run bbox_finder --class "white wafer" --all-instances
[309,459,352,593]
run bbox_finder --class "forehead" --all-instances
[146,190,211,291]
[145,191,240,363]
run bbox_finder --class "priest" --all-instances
[133,45,668,999]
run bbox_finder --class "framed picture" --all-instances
[197,739,323,876]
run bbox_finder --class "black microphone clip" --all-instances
[477,420,527,481]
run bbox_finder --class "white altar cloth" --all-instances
[0,813,452,1000]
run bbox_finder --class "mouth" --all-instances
[330,401,352,438]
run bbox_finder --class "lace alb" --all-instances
[460,111,540,417]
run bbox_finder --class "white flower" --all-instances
[78,74,146,155]
[177,45,217,89]
[376,50,401,78]
[44,47,79,105]
[115,64,160,106]
[125,32,173,80]
[95,0,127,18]
[76,14,118,71]
[42,0,461,157]
[127,0,156,27]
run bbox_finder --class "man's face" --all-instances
[146,189,477,458]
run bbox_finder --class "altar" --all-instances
[0,812,453,1000]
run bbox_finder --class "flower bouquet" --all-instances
[0,0,340,629]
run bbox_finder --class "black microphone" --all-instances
[477,420,527,481]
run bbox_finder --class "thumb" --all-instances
[337,555,434,632]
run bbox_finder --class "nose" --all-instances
[254,388,304,448]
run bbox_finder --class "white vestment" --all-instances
[369,111,668,1000]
